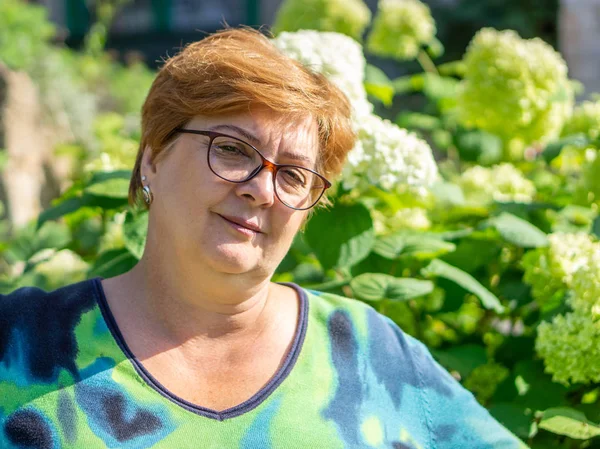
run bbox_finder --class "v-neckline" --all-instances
[91,277,309,421]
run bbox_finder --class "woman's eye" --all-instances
[283,169,306,185]
[214,144,249,157]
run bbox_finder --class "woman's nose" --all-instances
[236,166,276,207]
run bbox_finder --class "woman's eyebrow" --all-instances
[208,124,262,146]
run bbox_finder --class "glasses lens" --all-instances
[209,136,261,181]
[276,167,325,209]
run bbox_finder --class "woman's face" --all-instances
[142,108,319,278]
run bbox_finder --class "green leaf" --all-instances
[487,403,532,439]
[88,170,132,184]
[374,232,456,260]
[395,112,441,131]
[486,213,548,248]
[88,248,138,278]
[430,344,487,379]
[592,215,600,239]
[350,273,433,302]
[364,64,394,106]
[37,195,95,229]
[33,221,71,254]
[421,259,504,312]
[304,202,375,271]
[123,210,148,260]
[539,407,600,439]
[542,133,590,162]
[85,178,130,199]
[454,129,503,164]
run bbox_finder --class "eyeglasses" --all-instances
[174,129,331,210]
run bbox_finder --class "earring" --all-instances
[141,176,153,205]
[142,185,153,205]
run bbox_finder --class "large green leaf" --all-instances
[487,403,532,439]
[430,344,487,379]
[421,259,504,312]
[486,213,548,248]
[123,210,148,260]
[304,202,375,271]
[364,64,394,106]
[84,178,130,199]
[88,248,137,278]
[350,273,433,302]
[539,408,600,439]
[374,232,456,260]
[37,195,95,229]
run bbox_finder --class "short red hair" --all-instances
[129,27,355,208]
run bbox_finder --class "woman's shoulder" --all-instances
[300,286,423,359]
[0,278,103,381]
[1,278,100,317]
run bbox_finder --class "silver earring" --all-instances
[142,185,153,205]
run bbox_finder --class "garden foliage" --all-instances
[1,0,600,447]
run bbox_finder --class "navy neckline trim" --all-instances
[91,277,309,421]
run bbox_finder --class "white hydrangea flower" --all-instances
[373,207,431,234]
[343,114,439,193]
[458,163,536,204]
[273,30,372,118]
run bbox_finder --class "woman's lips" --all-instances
[217,214,263,236]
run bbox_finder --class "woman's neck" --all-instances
[103,250,284,356]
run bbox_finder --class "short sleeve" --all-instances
[406,335,528,448]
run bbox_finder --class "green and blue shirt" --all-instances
[0,278,526,448]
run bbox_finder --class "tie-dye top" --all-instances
[0,278,527,449]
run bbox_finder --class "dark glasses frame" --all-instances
[173,129,332,210]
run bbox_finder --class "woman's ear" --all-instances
[141,145,157,177]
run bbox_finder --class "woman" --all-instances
[0,28,526,448]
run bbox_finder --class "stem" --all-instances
[416,50,439,75]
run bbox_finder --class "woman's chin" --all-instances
[206,244,261,274]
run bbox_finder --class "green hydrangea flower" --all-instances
[570,245,600,319]
[536,311,600,385]
[272,0,371,41]
[457,29,574,158]
[457,163,535,205]
[562,99,600,140]
[366,0,436,61]
[522,233,594,305]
